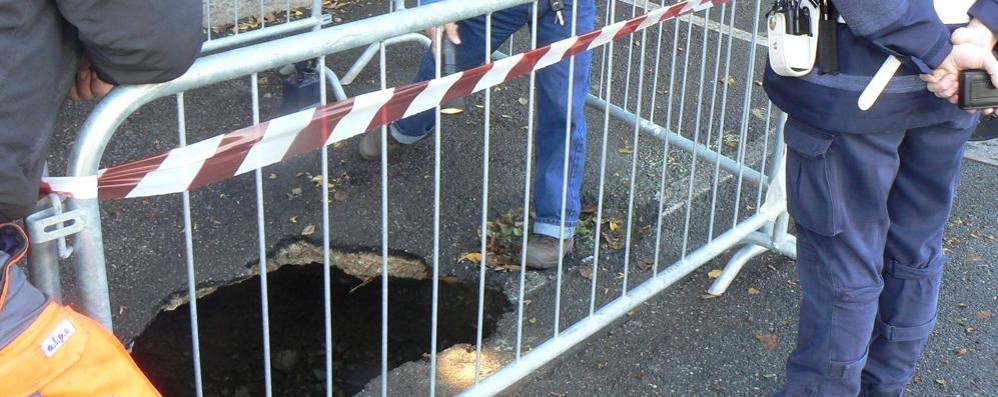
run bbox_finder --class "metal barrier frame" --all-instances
[29,0,797,395]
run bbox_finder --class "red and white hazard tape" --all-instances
[43,0,727,200]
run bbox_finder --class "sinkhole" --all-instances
[131,259,510,396]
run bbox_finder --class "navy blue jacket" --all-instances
[765,0,998,133]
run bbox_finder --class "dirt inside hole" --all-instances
[131,263,510,396]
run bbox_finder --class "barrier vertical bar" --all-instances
[379,41,391,397]
[552,0,582,337]
[176,93,206,397]
[319,52,335,397]
[515,1,540,360]
[651,15,682,275]
[474,13,494,384]
[707,2,740,243]
[429,26,444,397]
[589,0,618,316]
[250,73,274,397]
[679,8,712,257]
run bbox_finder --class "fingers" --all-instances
[69,67,114,101]
[75,67,95,100]
[90,71,114,98]
[983,53,998,88]
[926,72,959,99]
[444,23,461,45]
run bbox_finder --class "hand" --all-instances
[921,18,998,115]
[921,43,998,115]
[951,19,998,49]
[68,59,114,100]
[425,22,461,51]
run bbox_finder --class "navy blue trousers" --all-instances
[776,117,974,396]
[394,0,595,239]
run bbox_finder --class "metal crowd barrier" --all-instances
[27,0,796,395]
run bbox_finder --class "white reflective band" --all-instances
[43,176,99,200]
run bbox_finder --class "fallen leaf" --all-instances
[617,146,634,154]
[700,293,721,300]
[975,310,992,320]
[636,258,653,272]
[755,333,779,349]
[754,80,764,86]
[289,215,300,223]
[596,362,607,369]
[474,104,484,109]
[748,287,760,295]
[964,326,976,334]
[723,76,736,85]
[954,347,969,356]
[707,269,722,279]
[211,219,222,225]
[934,379,946,385]
[291,187,302,195]
[528,317,537,324]
[301,224,316,236]
[268,173,278,179]
[334,191,348,202]
[118,305,127,315]
[458,252,483,264]
[579,265,593,280]
[518,97,528,105]
[609,220,621,232]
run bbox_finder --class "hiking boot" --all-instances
[523,234,574,270]
[358,128,401,161]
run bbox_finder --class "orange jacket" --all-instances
[0,223,159,397]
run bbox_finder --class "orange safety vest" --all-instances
[0,222,160,397]
[0,302,161,397]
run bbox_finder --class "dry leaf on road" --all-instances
[708,269,722,279]
[755,333,779,349]
[301,224,316,236]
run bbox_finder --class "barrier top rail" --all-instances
[68,0,535,180]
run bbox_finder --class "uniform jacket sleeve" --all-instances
[970,0,998,37]
[832,0,952,73]
[54,0,203,85]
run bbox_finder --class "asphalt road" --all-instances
[41,1,994,396]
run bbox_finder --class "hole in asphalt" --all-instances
[131,262,510,396]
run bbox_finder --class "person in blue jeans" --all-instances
[765,1,998,395]
[359,0,596,269]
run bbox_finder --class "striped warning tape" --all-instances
[43,0,727,200]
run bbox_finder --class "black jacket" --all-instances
[0,0,203,222]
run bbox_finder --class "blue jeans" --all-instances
[395,0,595,239]
[775,118,974,396]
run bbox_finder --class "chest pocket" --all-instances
[784,120,844,237]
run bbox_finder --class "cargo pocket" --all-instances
[784,120,843,236]
[826,350,868,380]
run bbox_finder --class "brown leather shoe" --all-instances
[358,129,401,161]
[523,234,574,270]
